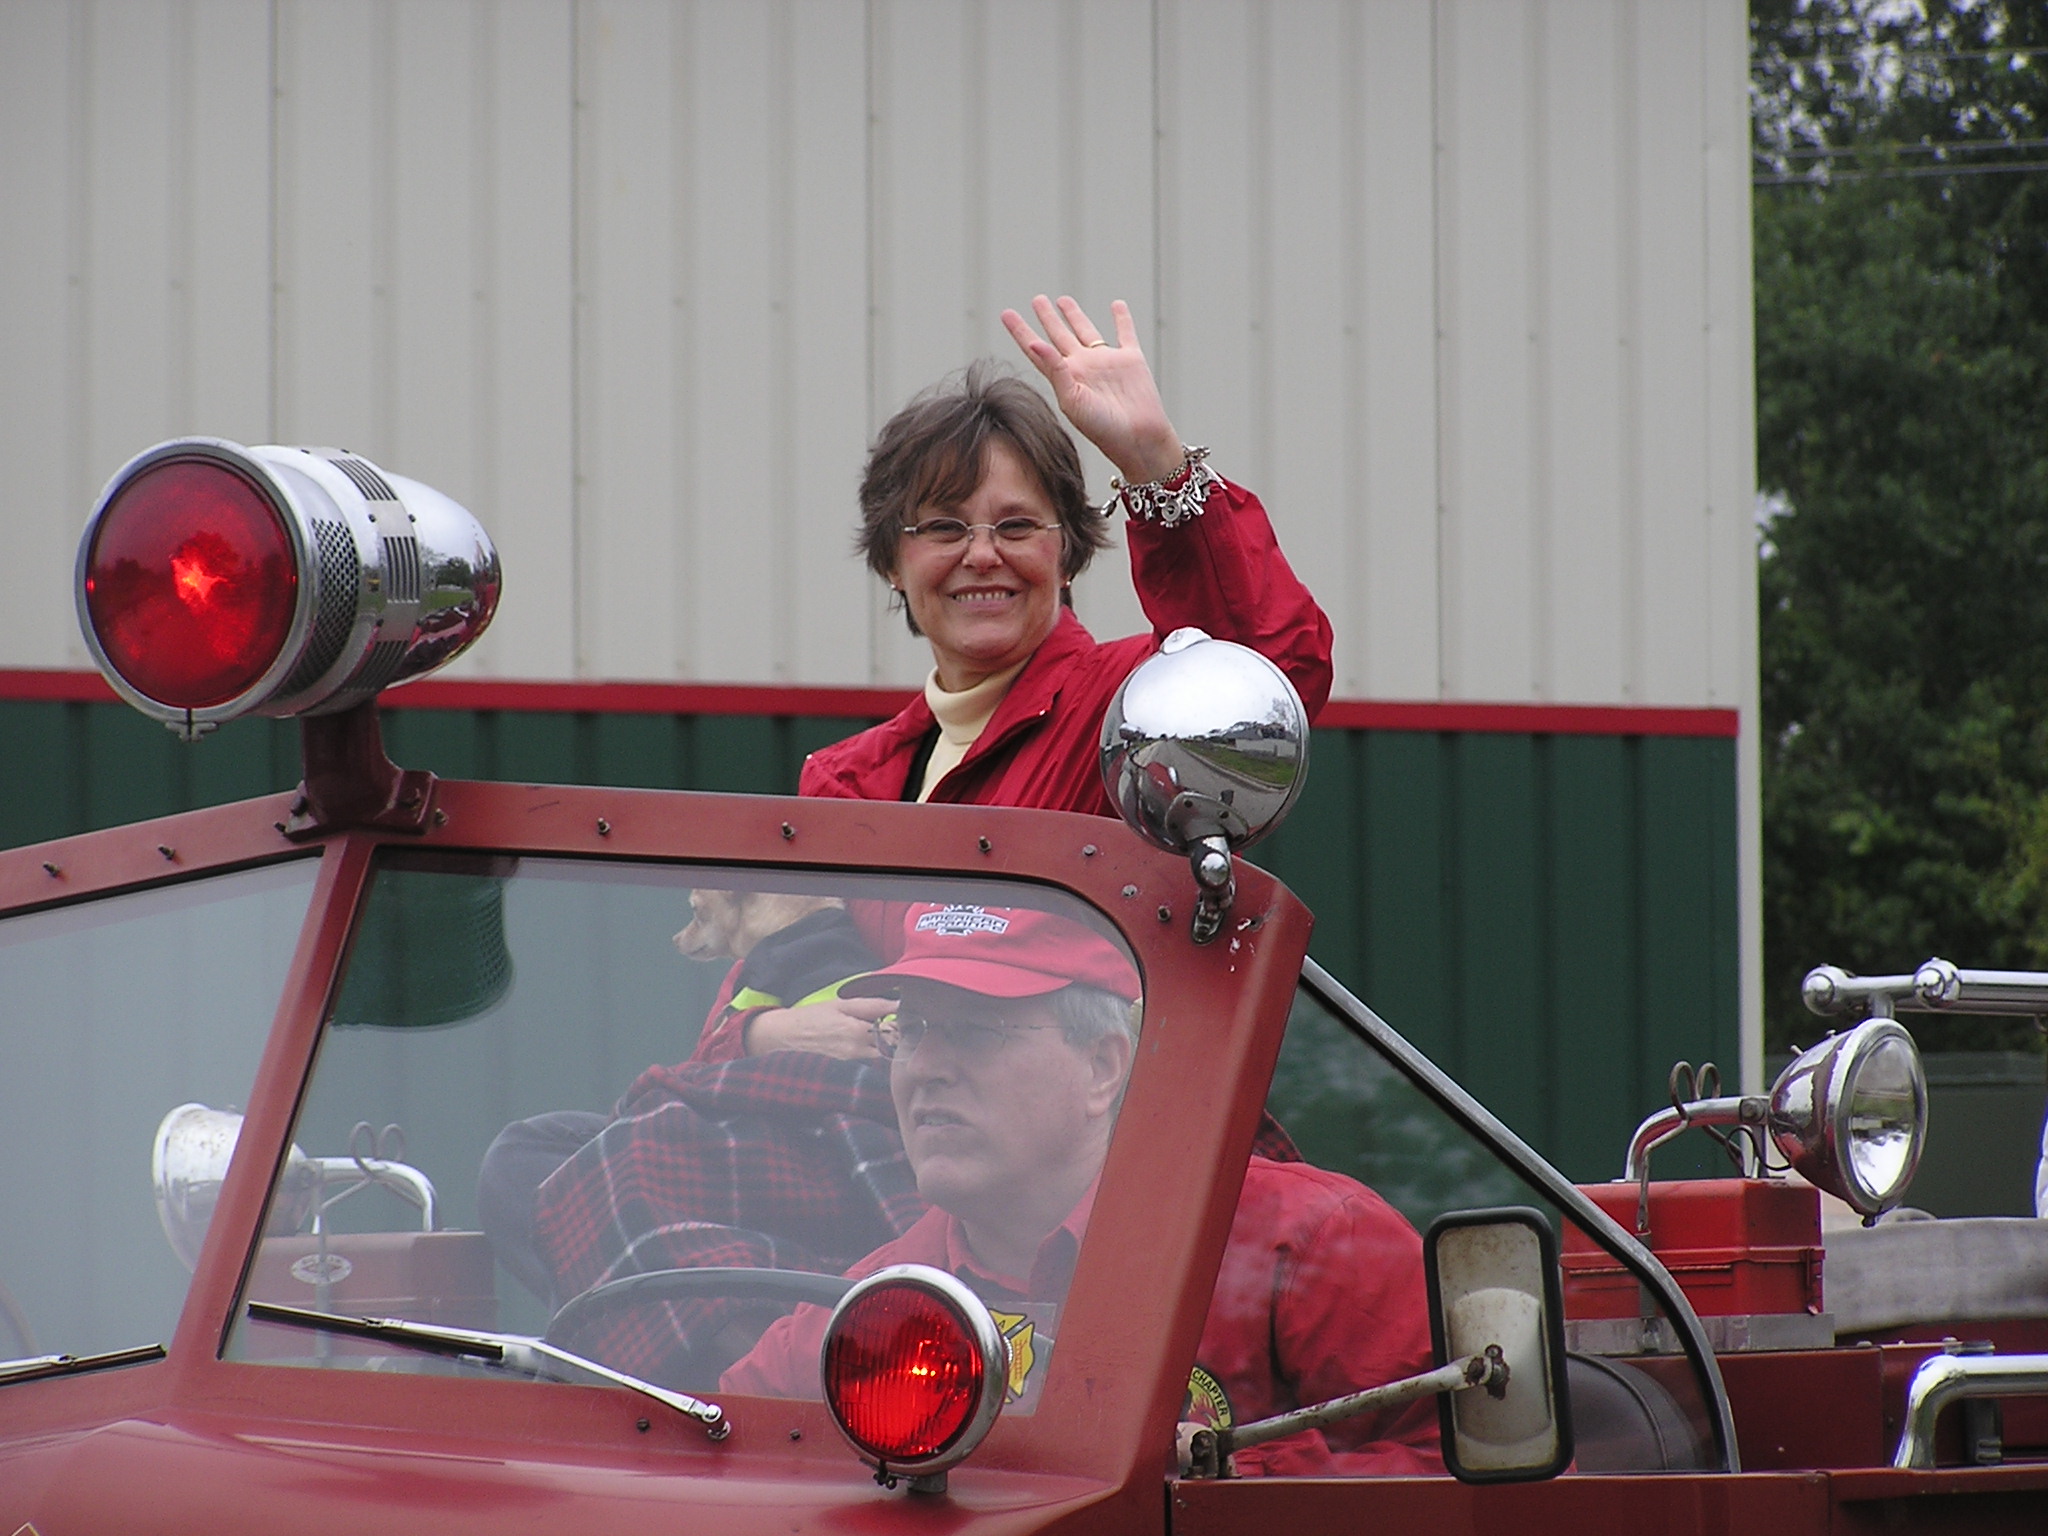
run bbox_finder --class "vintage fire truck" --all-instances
[2,438,2045,1531]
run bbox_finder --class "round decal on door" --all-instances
[289,1252,354,1286]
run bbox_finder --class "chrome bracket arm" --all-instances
[1188,834,1234,945]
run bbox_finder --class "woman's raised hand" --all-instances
[1001,296,1186,485]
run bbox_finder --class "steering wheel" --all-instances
[544,1266,852,1378]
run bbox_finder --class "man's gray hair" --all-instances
[1052,983,1141,1047]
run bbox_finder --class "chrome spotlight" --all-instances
[152,1103,439,1271]
[153,1104,326,1271]
[1620,1019,1927,1221]
[1099,627,1310,943]
[1768,1018,1927,1219]
[153,1103,248,1271]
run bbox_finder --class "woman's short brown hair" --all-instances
[857,362,1111,632]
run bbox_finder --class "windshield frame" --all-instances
[0,773,1317,1496]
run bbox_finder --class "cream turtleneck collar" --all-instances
[916,659,1028,802]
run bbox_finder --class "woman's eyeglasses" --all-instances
[899,516,1061,546]
[871,1009,1064,1061]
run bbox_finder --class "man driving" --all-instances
[722,902,1442,1477]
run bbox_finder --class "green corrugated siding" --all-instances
[1256,729,1740,1184]
[0,701,1738,1184]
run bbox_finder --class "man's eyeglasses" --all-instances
[871,1009,1065,1062]
[898,516,1061,546]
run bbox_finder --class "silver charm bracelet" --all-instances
[1107,444,1220,527]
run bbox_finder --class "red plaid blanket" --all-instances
[530,1047,1304,1392]
[532,1051,925,1388]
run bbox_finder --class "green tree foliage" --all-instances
[1754,0,2048,1052]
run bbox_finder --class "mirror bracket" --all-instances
[1175,1351,1506,1479]
[1188,834,1235,944]
[286,702,437,840]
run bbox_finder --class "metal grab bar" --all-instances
[1893,1352,2048,1468]
[305,1155,439,1233]
[1805,958,2048,1019]
[1622,1097,1764,1184]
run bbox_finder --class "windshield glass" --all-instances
[1263,972,1725,1476]
[227,851,1141,1415]
[0,858,319,1368]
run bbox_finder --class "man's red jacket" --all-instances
[798,480,1333,812]
[721,1155,1442,1478]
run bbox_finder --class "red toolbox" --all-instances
[239,1231,499,1359]
[1562,1178,1823,1319]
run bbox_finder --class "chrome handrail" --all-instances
[1805,958,2048,1019]
[1893,1352,2048,1468]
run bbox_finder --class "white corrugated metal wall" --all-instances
[0,0,1759,1067]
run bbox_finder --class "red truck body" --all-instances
[0,736,2043,1533]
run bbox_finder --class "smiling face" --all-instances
[890,440,1066,692]
[888,979,1129,1277]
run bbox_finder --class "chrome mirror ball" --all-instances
[1100,628,1310,942]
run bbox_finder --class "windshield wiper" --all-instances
[246,1301,728,1439]
[0,1343,165,1387]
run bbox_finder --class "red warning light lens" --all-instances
[823,1283,984,1464]
[84,458,298,709]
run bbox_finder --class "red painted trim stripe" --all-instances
[1314,699,1739,738]
[0,670,915,718]
[382,678,920,718]
[0,669,1738,736]
[0,669,120,703]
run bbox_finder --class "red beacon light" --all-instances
[76,438,500,740]
[820,1265,1009,1493]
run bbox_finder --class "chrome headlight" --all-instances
[1768,1017,1927,1218]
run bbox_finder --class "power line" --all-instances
[1759,136,2048,160]
[1756,158,2048,185]
[1757,46,2040,67]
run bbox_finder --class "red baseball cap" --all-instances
[841,904,1140,1002]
